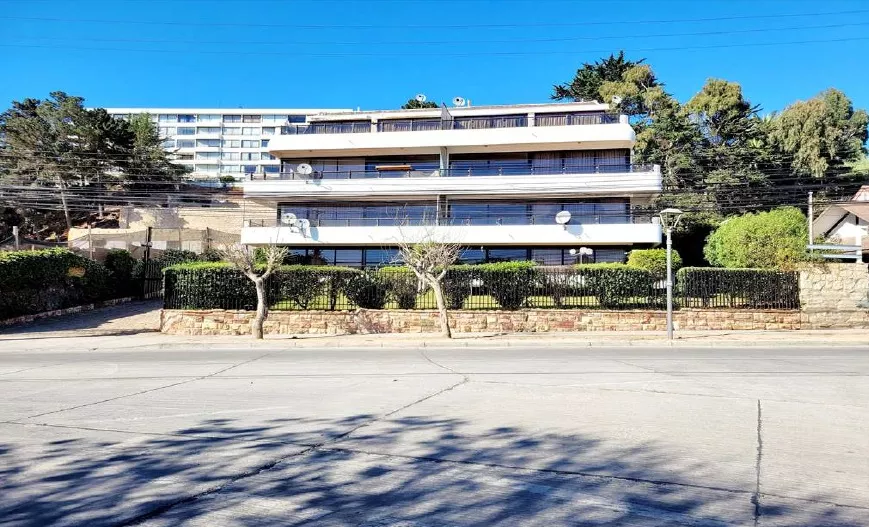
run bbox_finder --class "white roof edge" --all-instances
[307,102,611,121]
[100,108,353,114]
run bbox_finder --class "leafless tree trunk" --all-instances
[394,214,462,338]
[220,243,287,339]
[57,176,72,232]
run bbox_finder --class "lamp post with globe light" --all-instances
[659,208,684,340]
[569,247,594,265]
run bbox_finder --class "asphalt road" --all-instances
[1,345,867,526]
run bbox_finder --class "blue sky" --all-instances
[1,0,868,114]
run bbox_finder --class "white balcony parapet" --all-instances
[241,222,662,247]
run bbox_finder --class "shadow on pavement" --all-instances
[0,300,161,338]
[0,415,863,526]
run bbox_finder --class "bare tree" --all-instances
[220,243,287,339]
[394,217,463,338]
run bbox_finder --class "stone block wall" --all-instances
[799,263,869,329]
[160,308,802,336]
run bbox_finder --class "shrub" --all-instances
[475,261,539,310]
[575,263,659,309]
[163,262,257,310]
[158,249,199,267]
[0,249,114,319]
[704,207,808,269]
[542,270,586,308]
[104,249,138,297]
[627,249,682,279]
[343,271,389,309]
[273,265,329,309]
[379,267,419,309]
[442,266,478,309]
[676,267,799,308]
[198,248,224,262]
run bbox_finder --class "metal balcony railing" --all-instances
[248,163,656,181]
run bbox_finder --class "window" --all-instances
[178,114,195,123]
[364,248,399,267]
[196,152,220,160]
[161,139,175,149]
[262,127,276,135]
[263,165,280,173]
[486,248,529,262]
[593,249,626,263]
[197,114,220,122]
[241,152,260,161]
[111,113,129,120]
[261,139,270,148]
[242,140,260,148]
[243,165,258,174]
[242,114,261,123]
[261,153,274,160]
[221,152,241,160]
[197,127,221,134]
[531,249,564,266]
[158,114,177,122]
[195,164,219,172]
[223,127,242,135]
[177,153,194,161]
[287,115,307,123]
[459,248,485,264]
[177,139,195,148]
[222,115,241,123]
[158,127,176,136]
[222,139,241,148]
[220,164,241,173]
[177,127,195,135]
[197,139,220,147]
[241,127,259,136]
[335,249,363,267]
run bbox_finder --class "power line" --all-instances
[3,35,869,58]
[2,8,867,30]
[8,20,869,48]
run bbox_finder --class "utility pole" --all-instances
[808,192,814,254]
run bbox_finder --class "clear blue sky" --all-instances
[1,0,868,114]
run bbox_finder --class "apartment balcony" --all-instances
[240,219,661,247]
[243,164,661,199]
[268,114,634,158]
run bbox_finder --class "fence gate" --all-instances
[141,260,164,299]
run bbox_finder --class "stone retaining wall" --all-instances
[1,297,136,327]
[160,308,802,336]
[799,263,869,329]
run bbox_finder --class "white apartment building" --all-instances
[240,102,663,266]
[104,108,349,179]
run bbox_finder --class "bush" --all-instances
[704,207,808,270]
[475,261,539,310]
[676,267,799,308]
[198,248,224,262]
[343,271,389,309]
[157,249,199,267]
[627,249,682,279]
[379,267,419,309]
[164,262,257,310]
[104,249,138,296]
[0,249,114,319]
[443,266,478,309]
[575,263,659,309]
[273,265,330,309]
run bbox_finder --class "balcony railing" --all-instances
[280,113,621,135]
[248,163,655,181]
[245,210,655,228]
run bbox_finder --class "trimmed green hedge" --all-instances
[575,263,660,309]
[627,249,682,279]
[0,249,114,319]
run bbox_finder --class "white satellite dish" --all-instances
[555,210,572,225]
[611,95,623,105]
[296,163,313,176]
[280,212,298,226]
[415,93,427,103]
[452,96,466,107]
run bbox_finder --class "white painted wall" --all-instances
[243,169,661,199]
[267,123,636,157]
[240,222,662,246]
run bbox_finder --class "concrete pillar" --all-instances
[439,147,449,177]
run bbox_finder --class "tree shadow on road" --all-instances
[0,300,161,338]
[0,414,863,526]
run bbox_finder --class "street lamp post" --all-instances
[569,247,594,264]
[659,208,684,340]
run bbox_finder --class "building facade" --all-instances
[104,108,349,179]
[240,102,663,266]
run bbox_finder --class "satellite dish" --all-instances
[415,94,427,103]
[452,96,466,107]
[296,163,313,176]
[555,210,572,225]
[611,95,623,105]
[280,212,298,226]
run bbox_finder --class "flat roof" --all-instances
[102,108,352,114]
[307,101,611,122]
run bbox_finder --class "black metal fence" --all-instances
[164,266,800,311]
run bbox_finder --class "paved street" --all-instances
[1,343,868,526]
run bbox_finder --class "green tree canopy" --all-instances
[401,99,439,109]
[703,207,809,269]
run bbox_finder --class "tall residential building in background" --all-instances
[240,101,663,265]
[105,108,349,179]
